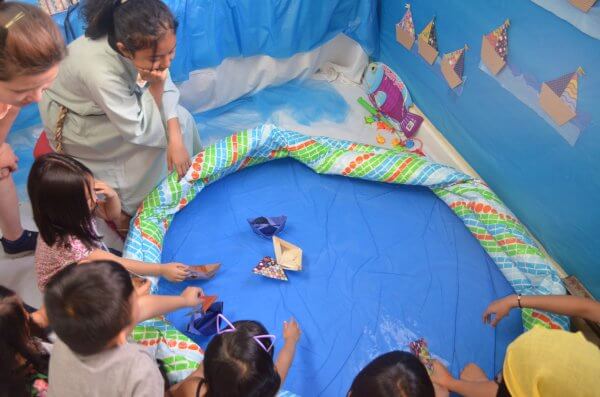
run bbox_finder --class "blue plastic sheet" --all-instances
[379,0,600,297]
[158,158,522,396]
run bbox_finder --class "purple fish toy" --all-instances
[363,62,423,138]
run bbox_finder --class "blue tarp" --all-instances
[158,158,522,396]
[378,0,600,297]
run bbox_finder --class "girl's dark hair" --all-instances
[203,320,281,397]
[27,153,101,249]
[348,351,435,397]
[0,285,49,397]
[82,0,178,52]
[0,1,66,81]
[44,261,135,356]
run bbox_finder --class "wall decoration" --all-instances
[569,0,598,13]
[38,0,78,15]
[418,17,438,65]
[441,45,468,88]
[396,3,416,49]
[481,20,509,75]
[539,67,584,126]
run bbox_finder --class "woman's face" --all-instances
[0,64,59,107]
[121,29,177,72]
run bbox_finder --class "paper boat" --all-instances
[441,45,467,89]
[417,18,438,65]
[186,301,223,336]
[481,20,509,76]
[539,68,583,126]
[273,236,302,271]
[253,256,288,281]
[396,4,415,50]
[247,216,287,239]
[186,263,221,280]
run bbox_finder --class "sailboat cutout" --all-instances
[441,45,468,88]
[418,17,438,65]
[569,0,598,13]
[481,19,509,75]
[396,4,416,50]
[540,67,584,126]
[273,236,303,271]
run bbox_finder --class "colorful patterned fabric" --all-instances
[419,18,437,50]
[130,319,203,385]
[443,47,466,78]
[485,20,509,61]
[399,5,415,36]
[123,125,569,331]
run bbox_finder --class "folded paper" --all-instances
[247,216,287,239]
[253,256,288,281]
[540,67,584,126]
[441,45,468,89]
[396,4,416,50]
[481,20,509,75]
[273,236,302,271]
[418,17,438,65]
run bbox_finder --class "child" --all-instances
[39,0,201,224]
[430,327,600,397]
[0,285,51,397]
[347,351,437,397]
[186,315,301,397]
[28,153,219,290]
[0,0,66,256]
[44,260,207,396]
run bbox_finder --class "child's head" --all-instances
[0,285,49,395]
[44,260,138,356]
[202,319,281,397]
[83,0,178,72]
[348,351,435,397]
[0,1,66,106]
[28,153,101,249]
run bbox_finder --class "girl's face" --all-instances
[0,64,59,107]
[119,29,177,72]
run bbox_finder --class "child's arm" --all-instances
[275,318,301,386]
[93,180,121,223]
[137,286,203,323]
[483,294,600,326]
[430,361,497,397]
[85,249,189,282]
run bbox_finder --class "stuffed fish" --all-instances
[363,63,423,138]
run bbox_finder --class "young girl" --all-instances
[0,0,65,256]
[177,316,301,397]
[39,0,201,229]
[28,153,219,290]
[0,285,51,397]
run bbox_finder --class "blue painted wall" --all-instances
[378,0,600,297]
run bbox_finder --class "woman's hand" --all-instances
[167,120,191,178]
[161,263,189,282]
[483,294,516,327]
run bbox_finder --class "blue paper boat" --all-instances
[186,301,224,336]
[247,216,287,239]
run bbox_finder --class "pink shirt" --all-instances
[35,224,104,290]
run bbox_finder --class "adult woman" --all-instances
[0,0,66,256]
[39,0,201,226]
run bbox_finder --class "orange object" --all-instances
[33,131,54,159]
[392,137,403,147]
[376,121,394,132]
[200,295,218,312]
[376,134,386,144]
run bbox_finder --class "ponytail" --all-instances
[0,1,66,81]
[83,0,177,53]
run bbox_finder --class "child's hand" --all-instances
[181,286,205,307]
[430,360,454,389]
[483,294,515,327]
[94,180,118,201]
[283,318,301,344]
[167,123,191,178]
[161,263,189,282]
[138,67,168,86]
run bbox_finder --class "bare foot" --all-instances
[460,363,489,382]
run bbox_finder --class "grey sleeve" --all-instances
[126,352,165,397]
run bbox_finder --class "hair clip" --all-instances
[253,334,276,353]
[3,11,24,29]
[216,314,236,334]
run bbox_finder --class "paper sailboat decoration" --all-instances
[396,4,416,50]
[186,263,221,280]
[186,301,223,336]
[481,20,509,75]
[273,236,302,271]
[441,45,468,89]
[418,17,438,65]
[247,216,287,239]
[540,67,584,126]
[39,0,78,15]
[569,0,598,12]
[253,256,288,281]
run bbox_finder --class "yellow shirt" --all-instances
[503,327,600,397]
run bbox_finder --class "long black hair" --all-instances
[27,153,102,249]
[0,286,49,397]
[348,351,435,397]
[82,0,178,53]
[202,320,281,397]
